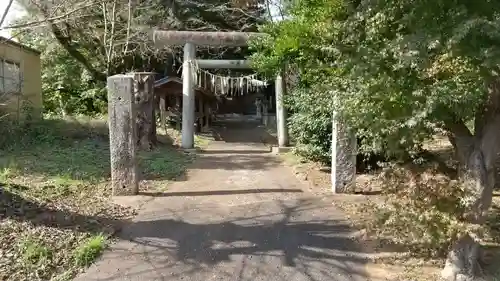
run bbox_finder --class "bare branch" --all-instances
[0,1,97,30]
[0,0,15,27]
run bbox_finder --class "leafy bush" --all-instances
[363,165,484,257]
[286,86,333,164]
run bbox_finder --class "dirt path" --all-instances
[75,120,371,281]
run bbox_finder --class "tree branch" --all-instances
[0,2,97,30]
[50,22,106,81]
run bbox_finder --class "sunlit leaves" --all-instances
[252,0,500,160]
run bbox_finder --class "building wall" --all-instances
[0,38,42,120]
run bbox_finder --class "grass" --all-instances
[0,115,195,281]
[73,234,107,267]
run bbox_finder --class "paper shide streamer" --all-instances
[181,60,269,97]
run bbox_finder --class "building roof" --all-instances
[155,76,215,98]
[0,36,41,56]
[154,76,181,88]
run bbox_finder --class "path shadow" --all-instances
[191,154,282,171]
[138,188,303,197]
[103,198,376,281]
[211,120,277,145]
[0,183,122,233]
[198,149,272,154]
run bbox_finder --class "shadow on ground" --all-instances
[80,198,377,281]
[0,183,123,232]
[0,117,191,183]
[190,154,282,171]
[210,119,277,145]
[139,188,303,197]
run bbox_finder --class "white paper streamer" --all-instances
[181,60,268,96]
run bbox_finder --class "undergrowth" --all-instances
[359,164,500,266]
[363,165,471,258]
[0,115,193,280]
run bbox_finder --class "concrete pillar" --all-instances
[275,72,289,147]
[331,110,357,193]
[107,75,139,196]
[181,42,196,148]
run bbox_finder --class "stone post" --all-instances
[255,98,262,120]
[159,94,167,132]
[181,43,196,149]
[198,95,204,132]
[262,101,269,126]
[275,72,289,147]
[203,102,211,131]
[107,75,139,196]
[176,95,181,130]
[331,110,357,193]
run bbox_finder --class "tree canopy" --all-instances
[8,0,268,115]
[250,0,500,279]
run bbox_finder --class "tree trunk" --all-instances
[132,73,157,150]
[441,129,498,280]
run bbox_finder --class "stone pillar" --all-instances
[262,102,268,126]
[255,98,262,120]
[131,72,156,150]
[331,110,357,193]
[198,95,204,132]
[195,96,202,133]
[203,102,210,131]
[176,95,181,130]
[159,94,167,132]
[275,72,289,147]
[181,43,196,149]
[107,75,139,196]
[207,105,212,128]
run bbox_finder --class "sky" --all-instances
[0,1,27,39]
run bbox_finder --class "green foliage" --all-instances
[19,238,53,266]
[12,0,267,116]
[73,235,107,267]
[250,0,500,161]
[287,86,333,163]
[18,34,108,116]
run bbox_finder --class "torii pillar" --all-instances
[152,30,290,149]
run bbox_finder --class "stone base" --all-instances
[182,147,201,153]
[271,146,293,154]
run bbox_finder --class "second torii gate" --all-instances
[152,30,289,149]
[106,30,354,196]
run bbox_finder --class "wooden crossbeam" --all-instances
[196,59,250,69]
[153,30,266,47]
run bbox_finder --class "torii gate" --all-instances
[152,30,288,150]
[106,30,289,196]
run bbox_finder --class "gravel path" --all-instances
[75,120,370,281]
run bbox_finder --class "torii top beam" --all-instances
[153,30,267,47]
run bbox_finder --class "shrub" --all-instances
[363,165,485,257]
[286,83,333,164]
